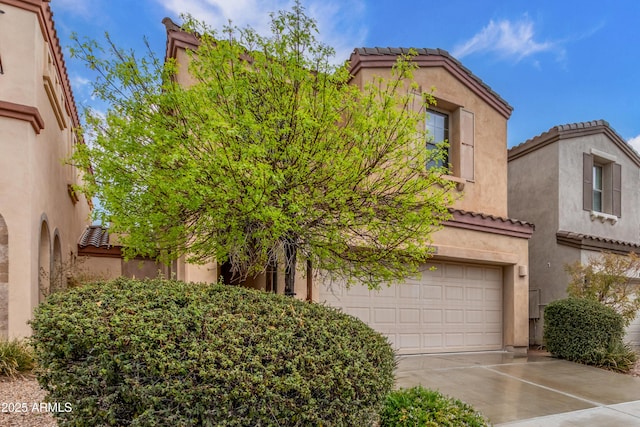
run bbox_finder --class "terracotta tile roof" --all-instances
[445,208,534,239]
[449,208,534,227]
[556,230,640,254]
[350,47,513,119]
[78,226,110,248]
[509,119,640,166]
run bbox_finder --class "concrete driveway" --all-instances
[395,351,640,426]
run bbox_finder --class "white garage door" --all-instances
[319,261,503,354]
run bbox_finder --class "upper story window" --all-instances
[592,164,603,212]
[583,150,621,222]
[423,103,475,185]
[426,109,449,170]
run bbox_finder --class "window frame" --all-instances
[425,108,450,170]
[583,151,621,221]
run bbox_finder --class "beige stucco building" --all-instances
[320,48,534,354]
[164,19,534,354]
[0,0,91,338]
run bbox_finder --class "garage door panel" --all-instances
[373,307,396,324]
[445,286,464,300]
[445,264,464,278]
[423,308,443,324]
[400,308,420,323]
[399,283,420,299]
[319,262,503,354]
[423,285,442,301]
[346,306,370,322]
[466,310,484,323]
[466,266,484,280]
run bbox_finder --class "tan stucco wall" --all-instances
[352,66,509,218]
[0,1,91,337]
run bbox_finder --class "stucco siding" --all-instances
[558,135,640,241]
[357,66,509,218]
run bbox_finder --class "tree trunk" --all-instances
[284,237,297,297]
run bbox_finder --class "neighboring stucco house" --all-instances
[317,48,534,355]
[0,0,91,338]
[163,24,535,355]
[508,120,640,346]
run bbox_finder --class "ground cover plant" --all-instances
[30,277,395,426]
[0,339,35,377]
[380,386,490,427]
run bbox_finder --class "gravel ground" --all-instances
[0,375,56,427]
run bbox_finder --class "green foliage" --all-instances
[0,339,35,377]
[30,277,395,426]
[566,251,640,326]
[591,340,638,373]
[544,298,635,371]
[380,386,489,427]
[70,2,454,289]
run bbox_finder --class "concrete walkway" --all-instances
[395,351,640,426]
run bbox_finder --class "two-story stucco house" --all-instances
[0,0,91,338]
[318,48,534,355]
[163,25,535,355]
[508,120,640,346]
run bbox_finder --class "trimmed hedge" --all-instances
[30,278,395,426]
[544,298,628,367]
[380,386,489,427]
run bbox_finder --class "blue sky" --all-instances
[51,0,640,150]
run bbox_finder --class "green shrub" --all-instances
[30,277,395,426]
[0,339,35,377]
[380,386,489,427]
[544,298,631,369]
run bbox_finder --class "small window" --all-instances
[426,109,449,169]
[592,164,603,212]
[583,152,621,218]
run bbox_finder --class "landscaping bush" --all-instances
[544,297,634,370]
[380,386,489,427]
[0,339,35,377]
[30,277,395,426]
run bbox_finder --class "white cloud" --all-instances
[50,0,91,17]
[628,135,640,155]
[153,0,367,62]
[452,17,556,62]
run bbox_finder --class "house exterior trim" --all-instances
[349,47,513,120]
[556,230,640,255]
[163,17,200,61]
[444,209,534,239]
[4,0,80,129]
[509,120,640,167]
[0,100,44,133]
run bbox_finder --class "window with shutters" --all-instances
[426,109,449,170]
[583,151,621,223]
[425,104,474,185]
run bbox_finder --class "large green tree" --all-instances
[72,3,455,292]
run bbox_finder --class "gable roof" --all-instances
[508,119,640,167]
[349,47,513,120]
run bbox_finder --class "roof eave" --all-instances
[349,48,513,120]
